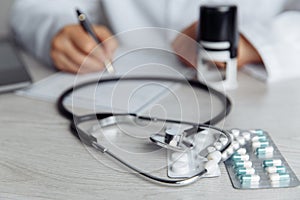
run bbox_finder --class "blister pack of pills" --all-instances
[224,129,300,189]
[167,128,227,178]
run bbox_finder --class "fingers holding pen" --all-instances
[82,25,118,73]
[94,26,118,59]
[51,25,100,73]
[68,24,118,63]
[51,24,117,73]
[51,50,79,73]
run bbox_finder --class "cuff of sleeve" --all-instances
[240,13,300,83]
[239,23,280,83]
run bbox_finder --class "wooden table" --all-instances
[0,52,299,200]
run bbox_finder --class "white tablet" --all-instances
[0,40,31,93]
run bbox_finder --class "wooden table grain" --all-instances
[0,52,299,200]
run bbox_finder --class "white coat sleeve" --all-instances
[10,0,104,67]
[240,10,300,83]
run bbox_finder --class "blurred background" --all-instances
[0,0,51,81]
[0,0,14,37]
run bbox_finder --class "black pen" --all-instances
[76,9,115,74]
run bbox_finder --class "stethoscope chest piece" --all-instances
[57,76,232,186]
[150,124,196,152]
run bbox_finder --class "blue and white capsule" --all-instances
[252,140,269,149]
[232,153,249,161]
[256,146,274,157]
[240,174,260,184]
[263,159,282,167]
[236,167,255,175]
[234,160,252,168]
[266,166,286,174]
[251,135,267,142]
[269,173,290,182]
[250,129,265,136]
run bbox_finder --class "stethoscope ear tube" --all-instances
[56,76,232,186]
[57,77,232,125]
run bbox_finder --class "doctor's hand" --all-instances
[172,21,262,68]
[51,24,118,74]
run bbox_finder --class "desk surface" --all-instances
[0,52,300,200]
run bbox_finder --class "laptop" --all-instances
[0,39,31,93]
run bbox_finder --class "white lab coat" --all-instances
[10,0,300,82]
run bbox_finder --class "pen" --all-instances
[76,9,115,74]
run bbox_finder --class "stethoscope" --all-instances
[57,76,233,186]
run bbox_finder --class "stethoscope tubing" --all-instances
[57,76,232,186]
